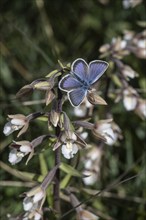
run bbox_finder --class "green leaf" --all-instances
[45,69,60,78]
[60,174,72,189]
[111,75,122,87]
[36,116,48,121]
[39,153,48,176]
[60,162,81,177]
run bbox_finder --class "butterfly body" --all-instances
[59,58,109,107]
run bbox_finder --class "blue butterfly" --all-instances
[59,58,109,107]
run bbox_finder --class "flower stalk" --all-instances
[53,74,63,216]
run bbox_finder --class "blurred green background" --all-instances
[0,0,146,220]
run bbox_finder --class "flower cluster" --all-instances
[99,28,146,121]
[100,29,146,59]
[92,119,122,146]
[122,0,143,9]
[22,186,45,220]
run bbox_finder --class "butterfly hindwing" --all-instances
[88,60,109,85]
[59,74,82,92]
[68,88,87,107]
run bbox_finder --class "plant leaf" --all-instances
[60,163,81,177]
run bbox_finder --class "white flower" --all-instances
[83,170,97,185]
[121,65,138,79]
[120,40,127,49]
[3,121,22,136]
[74,106,87,117]
[93,120,119,145]
[123,89,138,111]
[23,187,45,212]
[123,0,142,9]
[74,99,92,117]
[8,148,24,165]
[34,212,42,220]
[3,114,27,136]
[62,143,78,159]
[23,197,34,211]
[8,141,32,165]
[98,124,117,145]
[60,131,80,159]
[83,147,103,185]
[23,209,42,220]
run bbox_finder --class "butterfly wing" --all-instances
[71,58,88,81]
[88,60,109,85]
[68,88,87,107]
[59,74,82,92]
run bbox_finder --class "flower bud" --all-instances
[87,91,107,105]
[123,88,138,111]
[135,99,146,119]
[77,209,99,220]
[50,110,60,127]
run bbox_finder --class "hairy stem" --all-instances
[53,75,63,216]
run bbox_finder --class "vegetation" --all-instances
[1,0,146,220]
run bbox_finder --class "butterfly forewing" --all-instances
[59,74,82,92]
[72,58,88,82]
[68,88,87,107]
[88,61,109,85]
